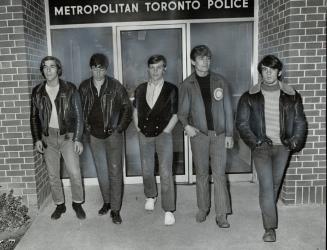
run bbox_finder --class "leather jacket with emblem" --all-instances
[236,81,307,152]
[79,76,132,136]
[30,79,84,144]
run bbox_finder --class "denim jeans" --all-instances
[190,131,231,216]
[89,132,123,211]
[138,132,175,212]
[252,144,290,230]
[43,128,84,205]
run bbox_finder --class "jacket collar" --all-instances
[189,71,219,84]
[39,78,66,95]
[249,81,295,95]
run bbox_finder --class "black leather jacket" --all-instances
[30,80,84,144]
[236,82,307,152]
[79,76,132,136]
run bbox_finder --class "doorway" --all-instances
[116,24,188,184]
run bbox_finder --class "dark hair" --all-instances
[257,55,283,80]
[40,56,62,78]
[89,53,109,69]
[147,54,167,68]
[190,45,212,61]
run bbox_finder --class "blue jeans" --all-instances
[89,132,123,211]
[190,131,231,215]
[138,132,175,212]
[252,144,290,230]
[43,128,84,205]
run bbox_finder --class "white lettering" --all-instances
[77,6,83,15]
[192,1,201,10]
[93,5,99,14]
[99,4,108,14]
[145,2,151,12]
[54,7,63,16]
[132,3,138,12]
[161,2,168,11]
[168,1,177,10]
[208,0,249,9]
[84,5,92,14]
[64,6,70,15]
[152,2,160,11]
[145,0,201,12]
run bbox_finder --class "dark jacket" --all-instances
[79,76,132,136]
[178,72,234,137]
[30,79,84,144]
[236,81,307,152]
[134,81,178,137]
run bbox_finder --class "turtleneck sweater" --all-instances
[261,82,282,145]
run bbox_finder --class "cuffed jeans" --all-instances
[43,128,84,205]
[252,145,290,230]
[190,131,231,216]
[138,132,175,212]
[89,132,123,211]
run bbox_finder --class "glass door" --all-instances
[117,24,188,184]
[189,21,254,182]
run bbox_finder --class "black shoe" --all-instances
[98,203,111,215]
[51,204,66,220]
[195,210,209,223]
[263,229,276,242]
[72,202,86,220]
[215,214,230,228]
[110,210,122,224]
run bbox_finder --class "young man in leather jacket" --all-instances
[236,55,307,242]
[79,53,132,224]
[30,56,86,220]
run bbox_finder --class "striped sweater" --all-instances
[262,85,282,145]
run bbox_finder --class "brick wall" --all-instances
[258,0,326,204]
[0,0,49,211]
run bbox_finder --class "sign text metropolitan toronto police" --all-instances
[54,0,250,16]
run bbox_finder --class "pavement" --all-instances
[15,182,326,250]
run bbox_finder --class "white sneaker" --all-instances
[164,212,175,226]
[145,197,157,211]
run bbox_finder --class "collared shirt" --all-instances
[146,79,164,109]
[45,83,59,129]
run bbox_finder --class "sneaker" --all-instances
[263,229,276,242]
[164,212,175,226]
[215,214,230,228]
[145,197,157,211]
[98,203,111,215]
[196,210,208,223]
[72,202,86,220]
[110,210,122,224]
[51,204,66,220]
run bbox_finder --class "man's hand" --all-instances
[35,140,44,154]
[74,141,84,155]
[185,125,199,137]
[225,136,234,149]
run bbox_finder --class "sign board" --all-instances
[49,0,254,25]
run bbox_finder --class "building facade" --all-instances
[0,0,325,212]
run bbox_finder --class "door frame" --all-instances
[116,23,189,184]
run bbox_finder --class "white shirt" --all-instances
[45,84,60,129]
[146,79,164,109]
